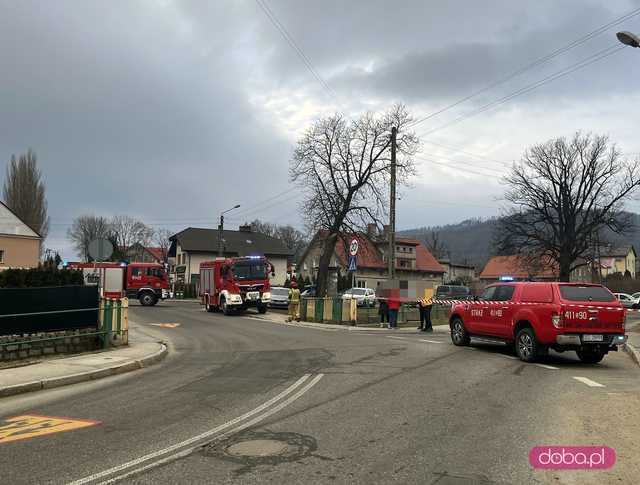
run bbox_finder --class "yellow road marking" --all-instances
[0,415,99,444]
[150,323,181,328]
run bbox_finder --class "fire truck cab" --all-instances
[200,256,273,315]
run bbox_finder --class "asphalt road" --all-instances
[1,301,639,485]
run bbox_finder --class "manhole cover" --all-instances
[226,439,288,457]
[204,430,317,472]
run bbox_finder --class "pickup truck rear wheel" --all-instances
[576,349,606,364]
[450,317,470,346]
[515,328,538,362]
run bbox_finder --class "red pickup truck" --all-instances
[449,282,627,364]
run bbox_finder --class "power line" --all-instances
[255,0,338,101]
[422,140,513,167]
[408,6,640,128]
[418,151,509,174]
[413,156,505,178]
[417,44,625,138]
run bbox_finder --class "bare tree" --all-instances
[67,215,111,260]
[109,215,153,254]
[290,105,418,296]
[495,133,640,281]
[249,219,308,260]
[3,149,49,239]
[425,231,447,260]
[153,228,173,263]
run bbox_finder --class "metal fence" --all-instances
[300,298,452,326]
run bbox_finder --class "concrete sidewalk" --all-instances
[0,323,167,398]
[248,311,450,333]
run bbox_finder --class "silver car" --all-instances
[613,292,638,309]
[269,287,290,309]
[342,287,376,307]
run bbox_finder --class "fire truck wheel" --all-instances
[139,291,157,307]
[221,297,232,315]
[257,304,267,314]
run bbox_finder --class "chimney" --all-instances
[382,225,390,239]
[366,223,377,239]
[239,224,252,233]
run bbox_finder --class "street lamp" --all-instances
[218,204,241,257]
[616,31,640,48]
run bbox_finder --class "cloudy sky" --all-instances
[1,0,640,258]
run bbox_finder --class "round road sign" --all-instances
[349,239,359,256]
[87,238,114,262]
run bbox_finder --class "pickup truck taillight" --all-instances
[551,312,563,328]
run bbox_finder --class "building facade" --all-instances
[297,230,445,295]
[0,202,41,269]
[168,225,292,287]
[438,258,476,283]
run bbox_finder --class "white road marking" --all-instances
[419,339,442,344]
[573,376,605,388]
[68,374,320,485]
[98,374,325,485]
[502,355,519,360]
[387,336,411,341]
[535,364,559,370]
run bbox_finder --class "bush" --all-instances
[0,266,84,288]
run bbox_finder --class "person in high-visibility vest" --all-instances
[417,294,433,332]
[287,281,301,322]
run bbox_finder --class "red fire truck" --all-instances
[199,256,274,315]
[67,262,169,306]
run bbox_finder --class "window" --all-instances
[357,280,366,288]
[493,285,515,301]
[0,250,4,263]
[481,286,496,301]
[560,285,615,302]
[131,267,142,277]
[146,267,165,278]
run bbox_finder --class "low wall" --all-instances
[0,328,101,361]
[0,297,129,362]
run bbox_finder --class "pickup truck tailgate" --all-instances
[558,284,625,333]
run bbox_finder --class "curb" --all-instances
[624,341,640,368]
[248,315,450,333]
[0,343,168,398]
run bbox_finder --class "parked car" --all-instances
[435,285,471,300]
[342,287,376,307]
[613,292,638,309]
[449,282,626,363]
[269,286,290,309]
[301,286,316,297]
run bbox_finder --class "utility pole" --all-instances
[217,215,224,257]
[218,204,241,258]
[388,126,397,280]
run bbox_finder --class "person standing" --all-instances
[417,294,433,332]
[378,298,389,327]
[287,281,301,322]
[387,291,400,329]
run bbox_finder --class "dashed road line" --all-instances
[572,376,605,388]
[419,339,443,344]
[535,364,559,370]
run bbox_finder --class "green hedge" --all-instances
[0,267,84,288]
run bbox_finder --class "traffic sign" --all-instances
[87,238,113,262]
[349,239,359,256]
[348,255,357,272]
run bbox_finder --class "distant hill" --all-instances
[399,214,640,271]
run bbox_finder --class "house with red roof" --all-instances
[479,255,559,283]
[298,226,445,295]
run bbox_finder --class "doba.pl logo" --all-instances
[530,446,616,470]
